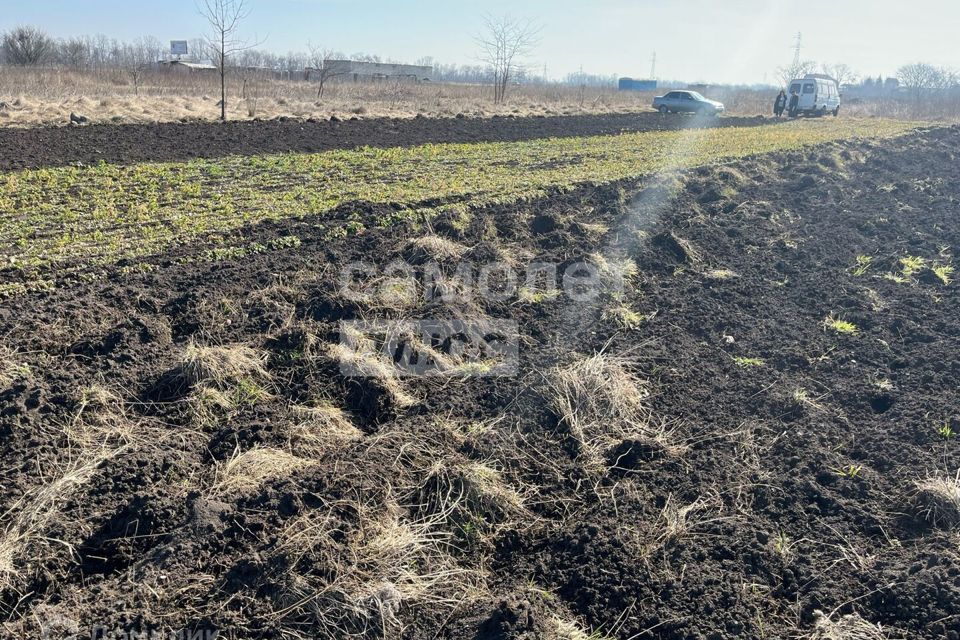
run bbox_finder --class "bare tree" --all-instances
[934,67,958,90]
[822,63,857,88]
[197,0,260,120]
[306,44,348,98]
[476,15,541,104]
[123,38,161,96]
[897,62,943,100]
[60,37,91,70]
[777,59,818,88]
[1,26,55,66]
[188,37,211,62]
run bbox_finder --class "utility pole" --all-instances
[650,51,657,79]
[792,32,802,67]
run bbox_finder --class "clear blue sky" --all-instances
[3,0,958,83]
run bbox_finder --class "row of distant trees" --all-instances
[895,63,960,99]
[777,58,958,100]
[0,10,549,117]
[0,25,399,78]
[10,15,956,117]
[0,25,538,87]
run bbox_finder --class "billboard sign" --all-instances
[170,40,188,56]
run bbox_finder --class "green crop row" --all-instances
[0,118,923,279]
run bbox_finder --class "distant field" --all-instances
[0,118,921,292]
[2,68,955,127]
[1,70,655,126]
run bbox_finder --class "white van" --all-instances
[787,75,841,117]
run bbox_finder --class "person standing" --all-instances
[788,90,800,117]
[774,90,787,118]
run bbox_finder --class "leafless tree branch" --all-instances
[306,43,349,99]
[197,0,263,120]
[476,15,541,104]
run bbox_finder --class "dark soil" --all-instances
[0,111,773,171]
[2,125,959,639]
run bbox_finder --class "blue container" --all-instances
[618,78,658,92]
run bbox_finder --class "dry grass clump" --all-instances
[573,221,611,239]
[176,342,270,390]
[617,492,729,559]
[373,279,421,312]
[378,318,509,379]
[339,274,421,314]
[418,457,530,531]
[808,610,888,640]
[0,455,112,592]
[288,403,364,455]
[210,447,311,495]
[271,500,479,638]
[653,494,726,547]
[517,285,562,304]
[405,234,467,264]
[602,305,646,330]
[556,619,615,640]
[424,271,475,304]
[187,386,237,429]
[67,384,138,451]
[169,343,274,426]
[329,325,418,406]
[0,346,30,387]
[911,473,960,529]
[247,277,309,327]
[824,315,859,335]
[74,383,121,414]
[704,268,739,280]
[548,353,663,464]
[0,390,131,592]
[589,254,639,286]
[328,340,417,411]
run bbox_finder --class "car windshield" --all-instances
[688,92,706,101]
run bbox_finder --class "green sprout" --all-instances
[833,464,862,479]
[824,315,859,335]
[931,264,954,285]
[899,255,927,277]
[851,255,872,276]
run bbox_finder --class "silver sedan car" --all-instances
[653,90,726,116]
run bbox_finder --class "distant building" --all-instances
[619,77,657,91]
[156,60,217,73]
[307,60,433,83]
